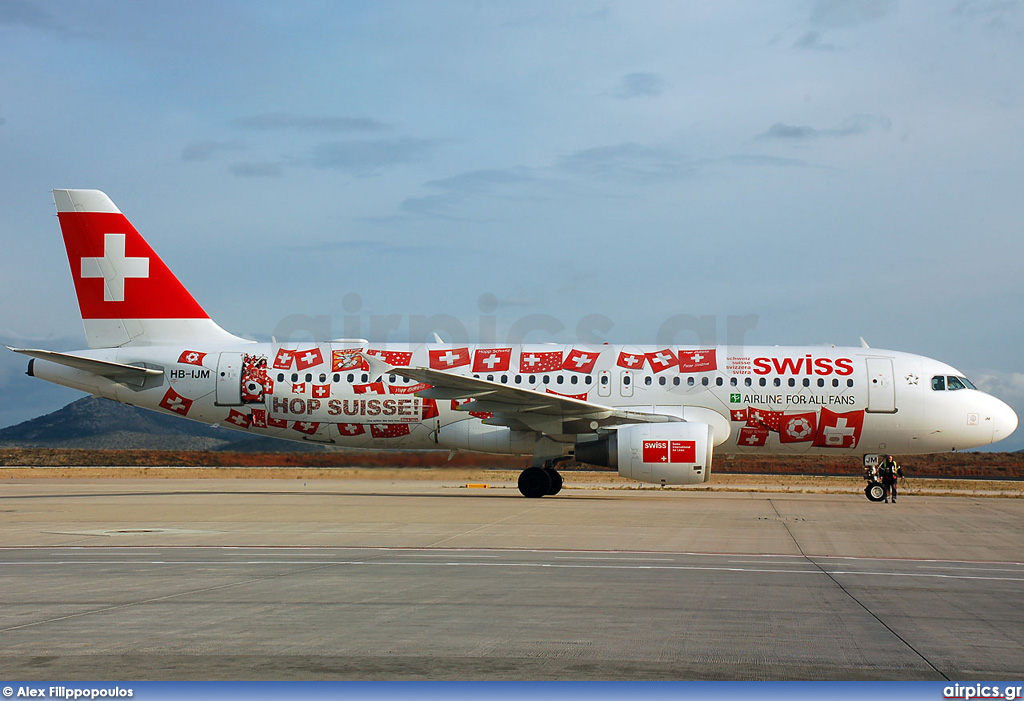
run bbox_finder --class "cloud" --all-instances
[229,162,283,178]
[398,193,463,218]
[609,72,667,99]
[424,168,537,192]
[726,154,813,168]
[398,168,539,218]
[180,140,244,162]
[756,114,891,140]
[231,113,390,133]
[558,143,692,181]
[974,371,1024,403]
[0,0,65,34]
[809,0,897,28]
[792,31,839,51]
[309,138,438,176]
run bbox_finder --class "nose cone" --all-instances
[991,396,1018,444]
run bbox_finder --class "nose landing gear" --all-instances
[865,481,886,502]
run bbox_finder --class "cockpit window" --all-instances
[933,375,977,391]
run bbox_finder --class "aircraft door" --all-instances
[216,353,244,406]
[619,371,634,397]
[866,357,896,413]
[598,370,611,397]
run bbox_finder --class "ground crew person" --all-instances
[877,455,903,503]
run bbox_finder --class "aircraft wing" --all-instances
[377,362,680,435]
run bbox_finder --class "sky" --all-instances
[1,0,1022,448]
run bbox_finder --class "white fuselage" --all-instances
[30,341,1018,457]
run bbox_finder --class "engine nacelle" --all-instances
[435,419,536,455]
[575,422,713,485]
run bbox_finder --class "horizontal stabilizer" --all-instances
[8,347,163,381]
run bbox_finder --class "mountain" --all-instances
[0,396,324,451]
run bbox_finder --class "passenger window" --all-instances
[802,378,810,387]
[788,378,795,387]
[932,376,945,391]
[623,375,631,386]
[529,375,536,383]
[847,379,853,387]
[320,374,327,383]
[832,378,839,387]
[487,374,494,382]
[658,376,666,386]
[347,373,354,383]
[701,377,708,386]
[571,375,579,385]
[644,376,652,386]
[388,374,396,383]
[277,373,285,382]
[557,375,564,384]
[584,376,592,385]
[515,374,522,384]
[361,373,368,382]
[291,373,298,382]
[759,378,767,387]
[687,377,695,386]
[730,377,738,386]
[716,377,723,386]
[500,375,508,384]
[947,376,966,391]
[817,378,825,388]
[543,375,550,384]
[773,378,781,387]
[745,378,752,387]
[601,375,609,386]
[673,377,680,386]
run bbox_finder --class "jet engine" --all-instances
[575,422,713,485]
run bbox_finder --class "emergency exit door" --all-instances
[619,371,634,397]
[216,353,243,406]
[865,357,896,413]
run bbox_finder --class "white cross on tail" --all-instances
[80,233,149,302]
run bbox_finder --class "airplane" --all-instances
[7,189,1018,498]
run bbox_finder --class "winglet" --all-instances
[859,336,870,349]
[360,351,394,383]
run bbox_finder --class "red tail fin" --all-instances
[53,189,244,348]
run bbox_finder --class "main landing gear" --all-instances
[517,458,568,498]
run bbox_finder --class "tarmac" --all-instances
[0,475,1022,680]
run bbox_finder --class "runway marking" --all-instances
[0,561,339,634]
[393,553,499,558]
[916,565,1024,573]
[2,559,1023,582]
[553,556,674,561]
[0,546,1021,567]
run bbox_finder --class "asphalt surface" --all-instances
[0,478,1022,680]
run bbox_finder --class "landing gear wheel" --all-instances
[545,467,563,496]
[865,481,886,502]
[518,466,552,498]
